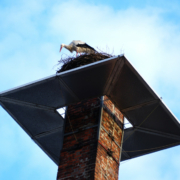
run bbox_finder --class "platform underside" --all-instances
[1,55,180,165]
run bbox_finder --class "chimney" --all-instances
[57,95,124,180]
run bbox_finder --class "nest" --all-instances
[57,52,113,73]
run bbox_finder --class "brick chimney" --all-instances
[57,96,124,180]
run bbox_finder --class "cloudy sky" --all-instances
[1,0,180,179]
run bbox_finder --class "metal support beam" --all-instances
[122,141,180,161]
[56,76,79,102]
[121,148,131,159]
[97,96,104,140]
[135,126,180,141]
[0,96,56,112]
[121,99,160,113]
[64,124,99,137]
[104,56,125,95]
[0,101,33,138]
[32,126,64,139]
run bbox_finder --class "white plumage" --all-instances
[59,40,96,56]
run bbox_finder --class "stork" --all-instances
[59,40,96,56]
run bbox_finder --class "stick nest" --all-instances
[57,52,113,73]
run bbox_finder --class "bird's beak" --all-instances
[59,46,62,52]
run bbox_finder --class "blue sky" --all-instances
[1,0,180,179]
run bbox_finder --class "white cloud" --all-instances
[48,0,180,117]
[0,108,57,179]
[48,1,180,89]
[120,147,180,180]
[1,0,180,180]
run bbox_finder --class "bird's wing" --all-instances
[76,43,96,51]
[70,40,85,46]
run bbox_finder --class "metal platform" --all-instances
[1,55,180,165]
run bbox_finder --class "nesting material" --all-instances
[57,52,113,73]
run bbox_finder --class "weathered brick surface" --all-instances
[95,96,123,179]
[57,96,124,180]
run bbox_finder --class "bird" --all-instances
[59,40,96,56]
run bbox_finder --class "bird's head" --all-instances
[59,44,65,52]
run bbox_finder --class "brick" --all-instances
[57,96,124,180]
